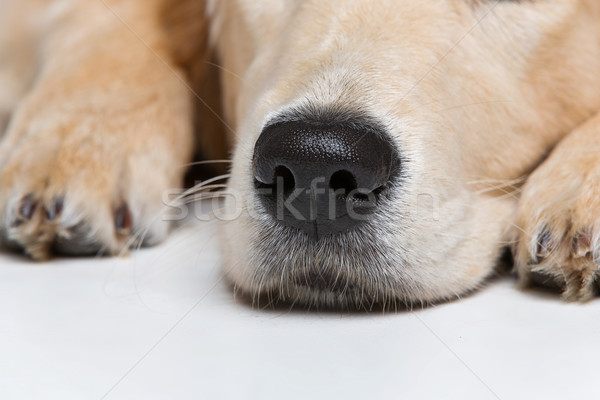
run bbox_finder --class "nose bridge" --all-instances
[278,3,443,110]
[314,33,384,95]
[313,60,372,107]
[273,21,383,109]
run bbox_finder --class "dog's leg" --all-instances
[0,1,40,135]
[515,111,600,301]
[0,1,197,259]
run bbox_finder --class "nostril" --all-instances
[329,170,385,202]
[274,165,295,195]
[254,165,296,197]
[329,170,357,197]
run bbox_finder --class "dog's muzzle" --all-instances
[252,118,400,239]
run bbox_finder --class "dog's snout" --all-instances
[253,118,399,239]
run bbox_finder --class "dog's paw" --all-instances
[514,139,600,301]
[0,100,191,260]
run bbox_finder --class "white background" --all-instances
[1,222,598,400]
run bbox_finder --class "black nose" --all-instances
[252,119,399,239]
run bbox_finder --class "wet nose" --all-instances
[252,119,400,239]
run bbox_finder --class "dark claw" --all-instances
[572,231,592,257]
[19,194,39,220]
[535,228,553,261]
[45,197,64,221]
[115,204,132,234]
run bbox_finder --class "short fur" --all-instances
[1,0,600,307]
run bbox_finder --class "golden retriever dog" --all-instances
[1,0,600,309]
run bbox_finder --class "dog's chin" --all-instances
[255,282,396,312]
[253,269,415,311]
[233,219,434,311]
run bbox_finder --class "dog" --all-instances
[1,0,600,309]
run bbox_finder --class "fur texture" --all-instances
[1,0,600,308]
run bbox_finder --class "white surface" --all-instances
[1,221,598,400]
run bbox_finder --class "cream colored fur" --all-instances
[1,0,600,307]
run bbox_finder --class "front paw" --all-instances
[514,150,600,301]
[0,108,191,259]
